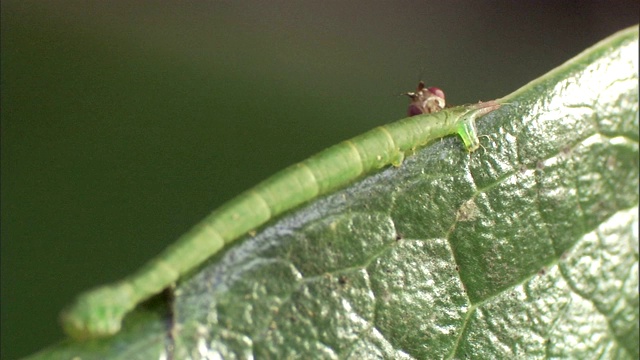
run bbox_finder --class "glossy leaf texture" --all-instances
[26,25,639,360]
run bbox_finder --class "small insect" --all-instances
[405,81,446,116]
[60,83,502,340]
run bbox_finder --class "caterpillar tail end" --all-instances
[60,282,135,340]
[458,101,501,152]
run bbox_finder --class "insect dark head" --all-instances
[407,103,425,116]
[404,81,446,116]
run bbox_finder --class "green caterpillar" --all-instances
[61,84,501,340]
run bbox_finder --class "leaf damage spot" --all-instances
[456,199,480,222]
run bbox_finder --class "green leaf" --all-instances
[26,25,639,359]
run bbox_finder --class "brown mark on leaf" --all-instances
[456,198,480,222]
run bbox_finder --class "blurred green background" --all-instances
[1,1,637,358]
